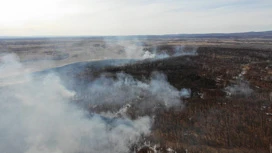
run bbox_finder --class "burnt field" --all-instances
[79,45,272,153]
[1,37,272,153]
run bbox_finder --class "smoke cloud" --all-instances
[0,53,185,153]
[76,72,183,114]
[225,81,253,97]
[103,38,198,61]
[0,54,152,153]
[180,88,191,99]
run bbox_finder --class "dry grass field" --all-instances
[1,36,272,153]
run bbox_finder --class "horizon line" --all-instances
[0,30,271,39]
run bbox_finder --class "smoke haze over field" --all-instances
[104,38,198,60]
[0,53,186,153]
[225,81,253,97]
[79,72,183,110]
[0,54,152,153]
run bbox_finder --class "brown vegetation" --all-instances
[80,45,272,153]
[1,37,272,152]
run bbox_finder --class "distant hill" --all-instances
[1,30,272,39]
[161,30,272,39]
[105,30,272,39]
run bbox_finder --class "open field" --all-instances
[0,36,272,153]
[1,37,272,71]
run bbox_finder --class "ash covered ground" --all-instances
[0,36,272,153]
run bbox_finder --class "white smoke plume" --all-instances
[0,54,151,153]
[103,38,198,61]
[142,45,198,60]
[103,38,145,59]
[0,54,31,76]
[142,51,156,59]
[122,41,145,59]
[225,81,253,97]
[142,51,169,59]
[78,72,183,111]
[0,53,31,86]
[180,88,191,99]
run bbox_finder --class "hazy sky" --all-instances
[0,0,271,36]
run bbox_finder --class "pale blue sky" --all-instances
[0,0,271,36]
